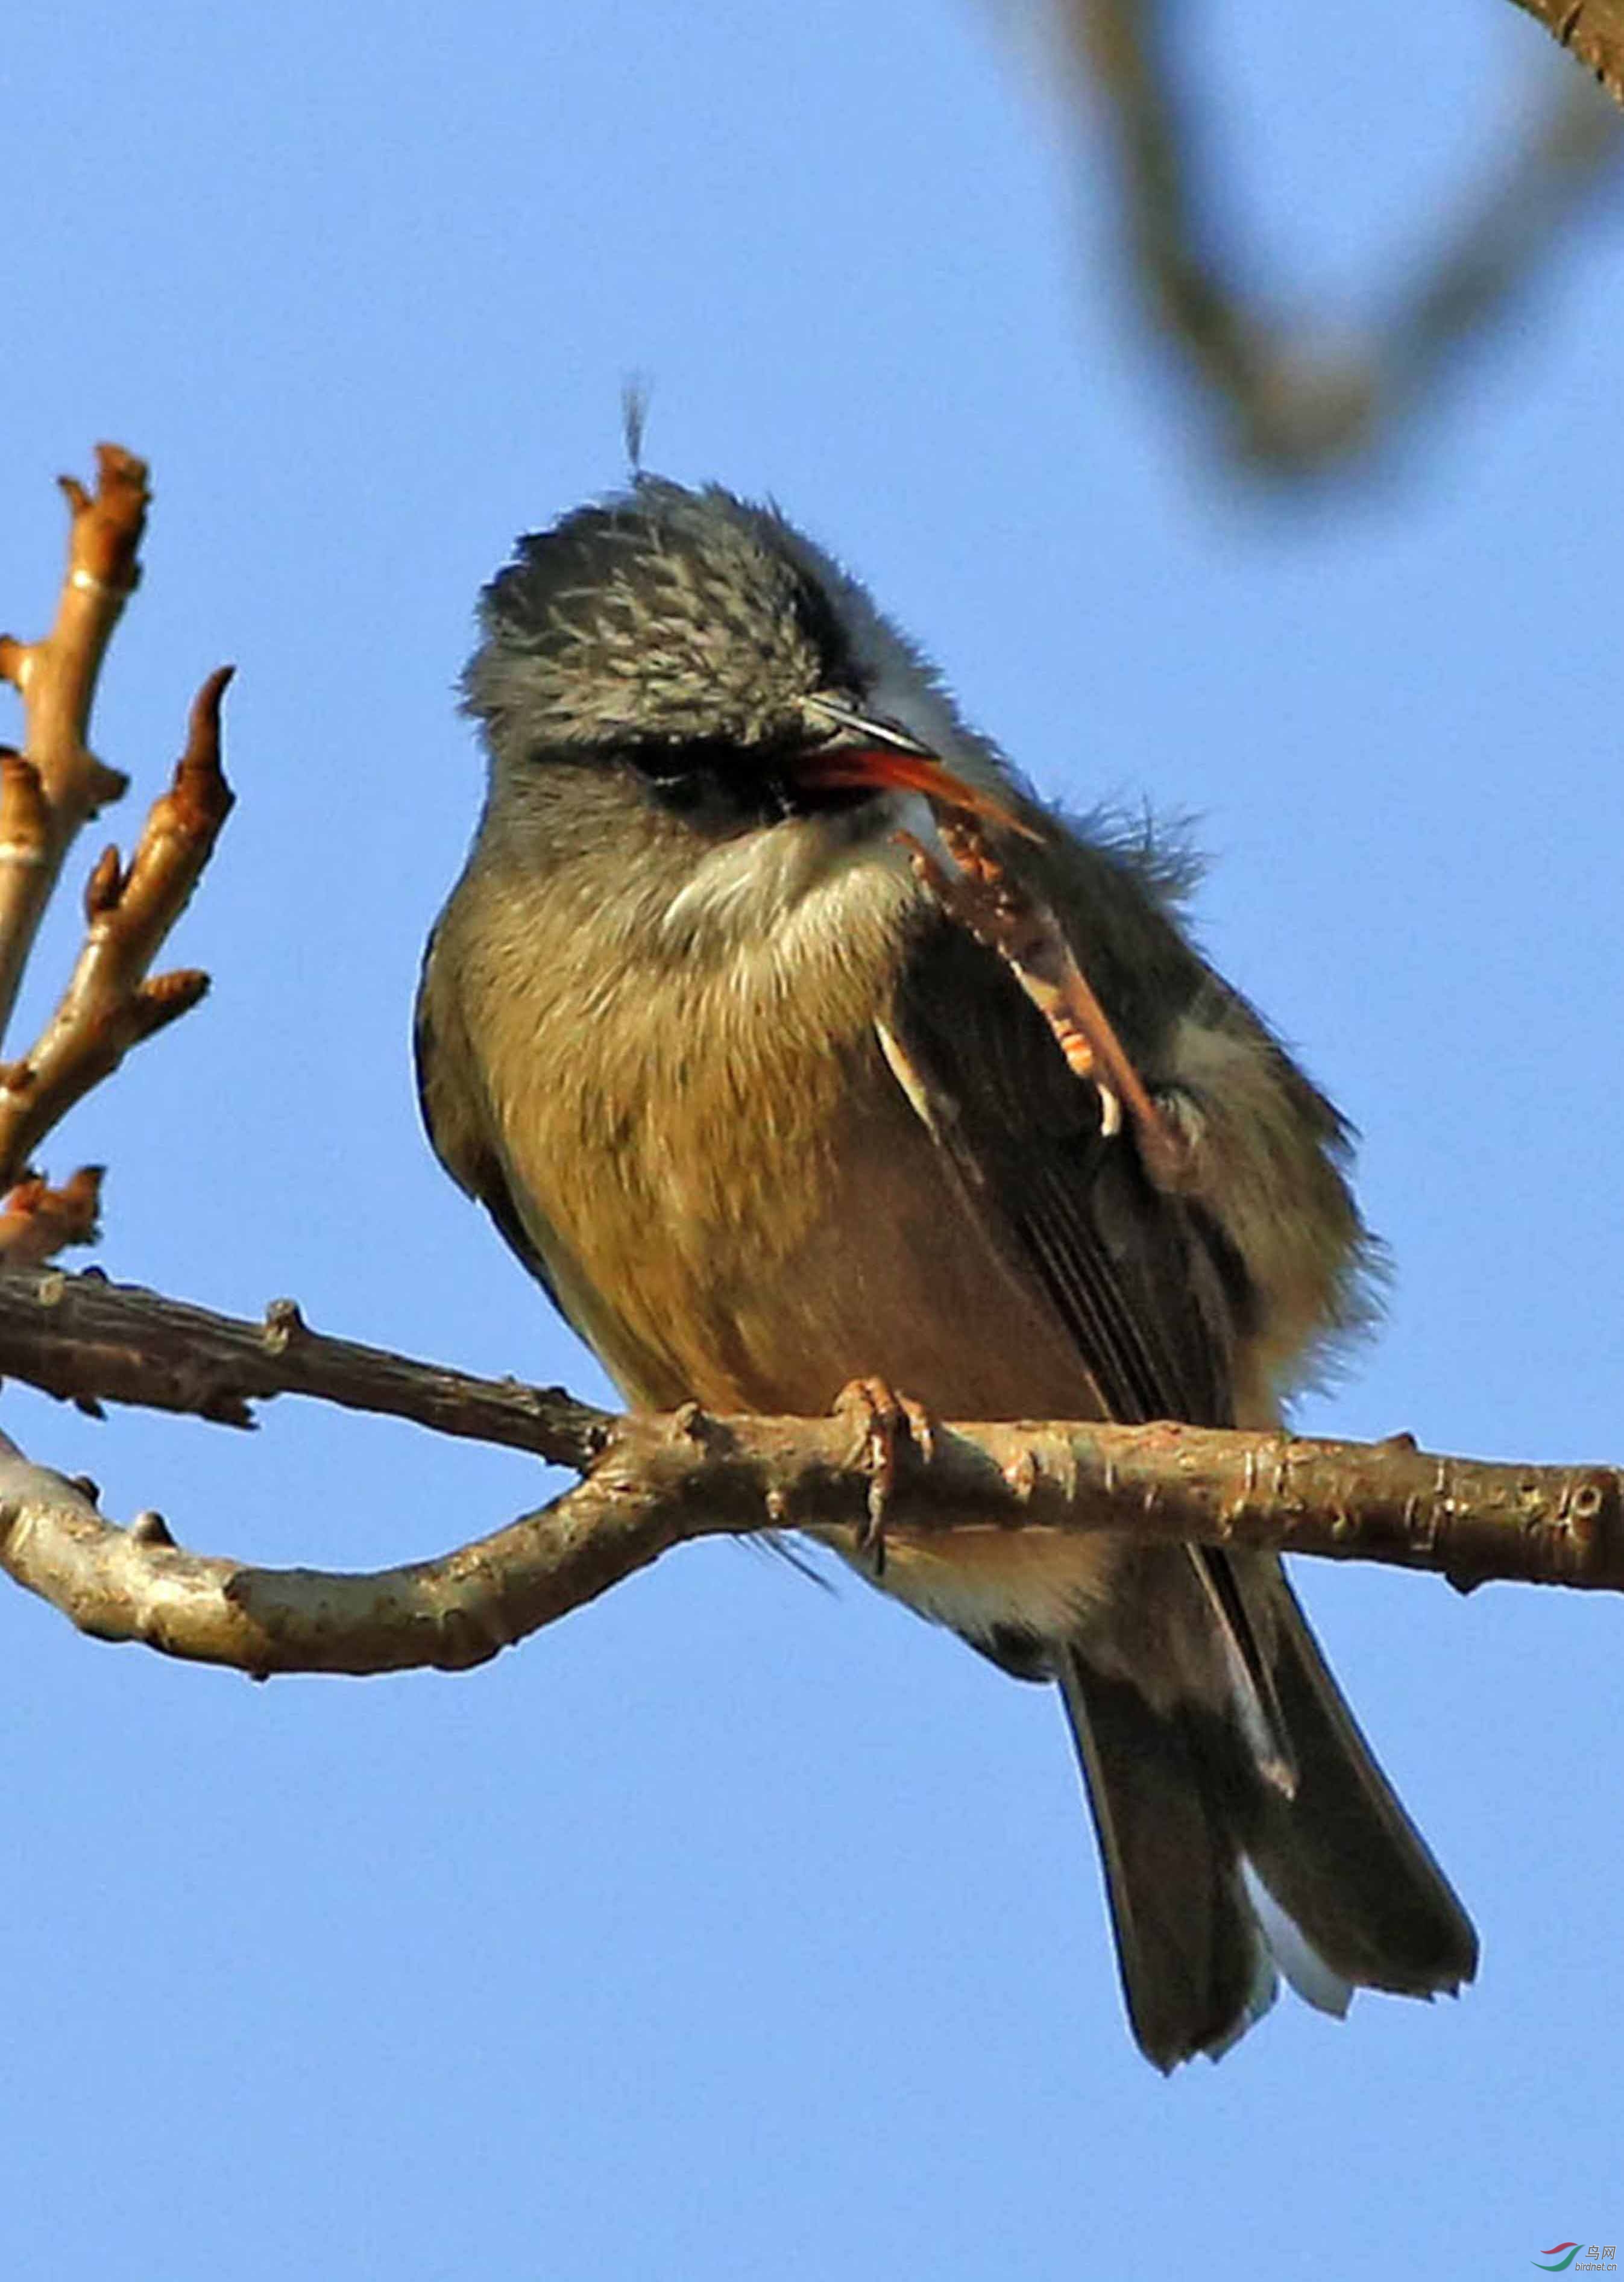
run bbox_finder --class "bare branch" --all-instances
[0,448,234,1230]
[1511,0,1624,104]
[0,668,234,1190]
[0,1395,1617,1680]
[0,1268,611,1465]
[0,445,145,1039]
[0,1168,102,1268]
[0,1270,1616,1680]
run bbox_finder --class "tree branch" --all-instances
[0,1268,610,1463]
[0,669,234,1192]
[0,445,145,1040]
[0,447,234,1216]
[1049,0,1622,474]
[1511,0,1624,104]
[0,1269,1616,1680]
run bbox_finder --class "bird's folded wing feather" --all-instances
[879,913,1246,1435]
[881,910,1294,1782]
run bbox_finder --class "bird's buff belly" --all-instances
[515,1039,1122,1642]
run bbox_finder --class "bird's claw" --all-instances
[833,1376,936,1577]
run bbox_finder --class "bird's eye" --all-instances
[628,738,784,828]
[645,767,711,814]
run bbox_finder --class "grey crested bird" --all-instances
[415,476,1477,2070]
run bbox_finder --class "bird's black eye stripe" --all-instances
[625,736,780,820]
[623,737,870,826]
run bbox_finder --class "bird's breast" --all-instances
[469,846,1095,1427]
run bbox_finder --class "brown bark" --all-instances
[0,1269,1616,1682]
[1512,0,1624,102]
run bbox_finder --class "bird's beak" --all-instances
[794,696,1032,837]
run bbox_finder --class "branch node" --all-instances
[0,752,49,857]
[262,1297,307,1354]
[178,666,236,807]
[134,970,210,1036]
[1003,1444,1039,1503]
[1564,1469,1618,1563]
[128,1509,175,1547]
[432,1603,508,1672]
[84,759,130,812]
[0,1163,104,1265]
[668,1400,713,1447]
[84,844,124,918]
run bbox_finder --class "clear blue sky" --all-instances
[4,4,1622,2276]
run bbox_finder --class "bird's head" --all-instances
[461,480,1021,916]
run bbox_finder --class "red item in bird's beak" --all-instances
[793,746,1034,837]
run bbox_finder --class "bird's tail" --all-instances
[1056,1553,1478,2070]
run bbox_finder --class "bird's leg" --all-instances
[832,1376,937,1577]
[901,815,1195,1194]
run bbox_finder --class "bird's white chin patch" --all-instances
[657,790,937,954]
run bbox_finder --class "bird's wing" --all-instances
[879,911,1247,1435]
[414,922,564,1313]
[880,908,1297,1783]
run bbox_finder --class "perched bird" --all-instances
[416,476,1476,2069]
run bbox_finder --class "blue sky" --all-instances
[3,3,1622,2276]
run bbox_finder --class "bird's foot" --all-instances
[901,813,1194,1190]
[832,1376,936,1577]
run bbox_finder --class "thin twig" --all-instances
[0,668,234,1190]
[0,1169,103,1268]
[0,446,234,1230]
[0,1268,611,1465]
[0,446,145,1039]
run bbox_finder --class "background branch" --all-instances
[1046,0,1622,474]
[1511,0,1624,101]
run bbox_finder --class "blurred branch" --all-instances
[1511,0,1624,103]
[0,1268,1617,1677]
[1051,0,1622,474]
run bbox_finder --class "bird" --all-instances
[415,474,1477,2070]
